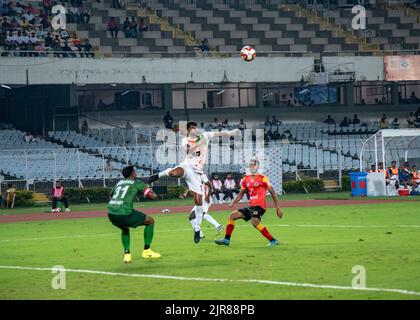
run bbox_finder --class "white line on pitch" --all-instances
[1,224,419,243]
[0,265,419,297]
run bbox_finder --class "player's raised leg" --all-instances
[147,166,184,183]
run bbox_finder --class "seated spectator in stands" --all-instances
[271,129,280,140]
[210,118,220,130]
[5,184,16,208]
[71,32,82,53]
[122,17,130,37]
[399,162,411,189]
[68,5,80,24]
[107,17,119,39]
[272,115,281,126]
[80,120,88,135]
[51,182,70,213]
[62,41,76,57]
[199,39,209,55]
[82,39,94,57]
[221,119,229,130]
[360,99,366,105]
[351,114,360,124]
[264,116,271,130]
[80,7,91,24]
[414,107,420,128]
[410,91,418,102]
[0,4,9,16]
[112,0,122,9]
[391,118,400,129]
[407,112,415,128]
[129,17,138,38]
[211,175,224,204]
[238,119,246,131]
[43,0,52,16]
[222,173,237,203]
[138,18,149,32]
[59,28,70,41]
[324,115,335,124]
[379,114,388,129]
[44,32,53,48]
[339,117,350,127]
[410,165,420,190]
[163,111,173,130]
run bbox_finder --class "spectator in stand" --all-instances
[210,118,220,130]
[324,115,335,124]
[138,18,149,32]
[379,114,388,129]
[163,111,173,130]
[391,118,400,129]
[351,114,360,124]
[223,173,237,203]
[112,0,122,9]
[104,159,113,176]
[80,6,91,24]
[129,17,138,38]
[238,119,246,131]
[410,91,418,102]
[51,181,70,213]
[221,119,229,130]
[272,115,281,126]
[82,39,94,57]
[122,17,130,37]
[80,120,88,135]
[339,117,350,128]
[107,17,119,39]
[43,0,52,16]
[264,116,271,130]
[71,32,82,53]
[211,175,224,204]
[199,39,209,55]
[407,112,416,128]
[62,41,75,57]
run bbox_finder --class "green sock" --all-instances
[121,229,130,253]
[144,223,154,249]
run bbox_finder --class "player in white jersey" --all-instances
[147,121,239,243]
[189,174,223,240]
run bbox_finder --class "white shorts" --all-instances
[178,162,204,195]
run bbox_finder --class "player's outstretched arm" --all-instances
[229,188,245,208]
[212,129,241,138]
[268,185,283,219]
[144,187,157,200]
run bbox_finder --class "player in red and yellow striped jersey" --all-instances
[215,159,283,247]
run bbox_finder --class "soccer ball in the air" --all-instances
[240,46,256,62]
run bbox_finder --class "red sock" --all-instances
[260,227,274,241]
[225,223,235,240]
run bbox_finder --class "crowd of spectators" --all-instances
[108,15,149,39]
[0,0,94,57]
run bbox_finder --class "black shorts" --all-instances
[238,206,266,222]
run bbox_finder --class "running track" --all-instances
[0,199,415,224]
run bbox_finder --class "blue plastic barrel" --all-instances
[349,172,368,197]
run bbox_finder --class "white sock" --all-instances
[203,213,220,228]
[194,205,203,232]
[158,168,172,178]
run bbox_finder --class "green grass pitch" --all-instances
[0,200,419,299]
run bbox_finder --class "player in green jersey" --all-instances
[108,165,161,263]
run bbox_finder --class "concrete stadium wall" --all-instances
[322,56,384,81]
[0,57,315,85]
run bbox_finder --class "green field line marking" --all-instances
[0,265,419,297]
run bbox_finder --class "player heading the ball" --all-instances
[146,121,240,244]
